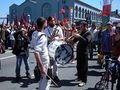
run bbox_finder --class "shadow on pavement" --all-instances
[85,88,96,90]
[0,76,37,88]
[0,76,14,82]
[88,65,102,69]
[12,76,37,88]
[50,79,78,88]
[88,70,102,76]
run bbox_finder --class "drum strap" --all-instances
[37,34,46,41]
[48,25,59,38]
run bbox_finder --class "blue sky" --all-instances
[0,0,120,17]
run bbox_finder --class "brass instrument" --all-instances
[65,31,79,41]
[48,28,59,43]
[66,35,75,41]
[51,29,59,38]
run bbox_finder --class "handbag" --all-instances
[34,65,41,81]
[12,47,20,55]
[0,42,5,54]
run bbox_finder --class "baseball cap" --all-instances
[80,21,87,25]
[107,21,112,25]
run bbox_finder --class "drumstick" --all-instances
[46,74,58,86]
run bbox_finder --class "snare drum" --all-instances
[48,40,73,65]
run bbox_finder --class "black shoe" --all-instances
[15,76,21,82]
[52,76,60,86]
[26,73,31,79]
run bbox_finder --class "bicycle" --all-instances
[95,56,119,90]
[110,57,119,90]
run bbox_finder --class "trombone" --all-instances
[48,28,59,43]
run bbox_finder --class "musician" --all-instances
[30,17,51,90]
[44,16,64,43]
[69,21,92,87]
[44,16,64,84]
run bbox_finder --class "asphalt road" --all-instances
[0,49,114,90]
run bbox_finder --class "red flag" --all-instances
[63,19,69,24]
[14,16,19,26]
[101,0,112,16]
[20,14,29,27]
[58,20,63,24]
[101,5,111,16]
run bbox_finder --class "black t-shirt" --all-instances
[73,30,91,54]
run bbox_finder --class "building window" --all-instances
[91,12,93,20]
[75,6,78,18]
[93,13,95,20]
[79,7,81,18]
[85,9,87,19]
[42,3,52,18]
[95,13,97,20]
[89,11,91,19]
[82,8,84,18]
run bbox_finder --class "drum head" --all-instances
[55,44,73,65]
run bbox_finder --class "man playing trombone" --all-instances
[67,21,92,87]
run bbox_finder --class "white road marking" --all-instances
[0,55,15,60]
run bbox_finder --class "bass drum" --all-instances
[48,40,73,65]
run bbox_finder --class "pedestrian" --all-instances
[9,26,16,50]
[111,23,120,90]
[101,21,115,69]
[5,25,10,49]
[101,21,114,56]
[89,23,98,59]
[12,27,31,81]
[71,21,92,87]
[30,17,51,90]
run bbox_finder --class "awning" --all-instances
[110,17,120,22]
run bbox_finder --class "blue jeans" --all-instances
[15,55,30,77]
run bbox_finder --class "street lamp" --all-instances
[28,14,31,23]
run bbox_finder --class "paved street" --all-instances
[0,49,106,90]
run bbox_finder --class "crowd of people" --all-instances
[0,16,120,90]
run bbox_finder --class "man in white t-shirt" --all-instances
[30,17,51,90]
